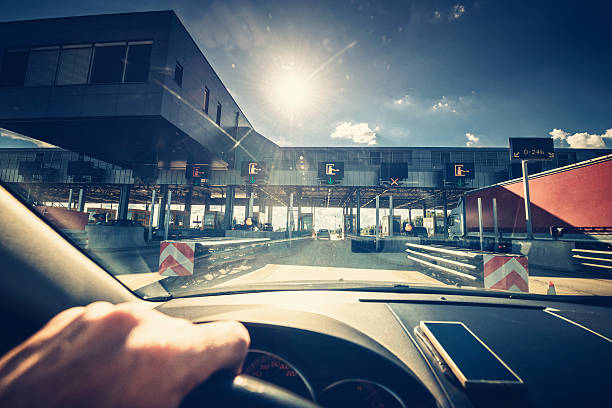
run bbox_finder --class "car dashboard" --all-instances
[156,290,612,408]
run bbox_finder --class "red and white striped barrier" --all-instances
[158,241,195,276]
[483,255,529,292]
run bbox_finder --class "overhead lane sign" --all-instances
[240,161,267,184]
[509,138,555,161]
[380,162,408,186]
[185,164,209,186]
[445,163,475,186]
[318,162,344,185]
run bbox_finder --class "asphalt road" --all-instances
[110,236,612,297]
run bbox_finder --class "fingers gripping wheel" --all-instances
[180,374,321,408]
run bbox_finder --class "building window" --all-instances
[216,102,222,125]
[89,42,127,84]
[123,41,152,83]
[174,61,183,87]
[25,46,60,86]
[0,49,29,87]
[369,151,381,165]
[56,44,92,85]
[203,86,210,113]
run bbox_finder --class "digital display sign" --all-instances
[185,164,209,185]
[380,163,408,185]
[509,138,555,161]
[445,163,475,180]
[240,161,267,184]
[318,162,344,184]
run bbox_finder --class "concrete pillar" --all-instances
[247,190,254,219]
[77,188,86,212]
[164,189,172,241]
[223,186,235,230]
[184,186,193,228]
[409,208,412,224]
[389,195,394,237]
[268,205,273,224]
[117,185,131,220]
[148,189,156,242]
[67,188,73,210]
[356,189,361,236]
[375,195,380,250]
[422,202,427,219]
[158,185,169,227]
[297,192,302,231]
[443,189,448,239]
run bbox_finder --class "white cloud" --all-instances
[0,128,55,148]
[431,96,457,113]
[465,132,480,147]
[548,128,612,148]
[393,95,414,106]
[433,10,441,19]
[330,122,378,145]
[450,4,465,20]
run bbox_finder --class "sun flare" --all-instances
[271,70,314,114]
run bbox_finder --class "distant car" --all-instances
[262,223,273,231]
[152,228,183,241]
[107,219,143,227]
[317,229,331,239]
[410,226,428,237]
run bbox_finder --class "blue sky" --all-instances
[1,0,611,149]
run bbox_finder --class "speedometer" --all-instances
[243,350,315,400]
[319,379,406,408]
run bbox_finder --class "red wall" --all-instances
[466,158,612,233]
[34,206,89,230]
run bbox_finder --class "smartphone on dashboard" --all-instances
[419,321,523,390]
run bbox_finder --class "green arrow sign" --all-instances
[250,175,256,184]
[328,176,334,185]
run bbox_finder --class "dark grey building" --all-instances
[0,10,260,169]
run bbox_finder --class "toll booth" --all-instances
[127,209,150,226]
[169,210,190,228]
[423,216,446,236]
[382,215,401,236]
[203,211,224,230]
[87,208,116,224]
[299,213,313,232]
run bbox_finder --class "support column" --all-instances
[443,189,448,239]
[164,189,172,241]
[223,186,235,230]
[356,189,361,236]
[408,208,412,224]
[158,185,169,227]
[375,195,380,250]
[247,190,254,219]
[288,193,294,244]
[77,188,86,212]
[297,192,302,231]
[117,185,131,220]
[389,195,394,237]
[148,189,156,242]
[184,186,193,228]
[422,202,427,220]
[67,188,73,210]
[268,205,273,225]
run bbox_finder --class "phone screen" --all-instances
[420,321,521,386]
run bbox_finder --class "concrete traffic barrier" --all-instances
[86,225,147,250]
[483,254,529,292]
[159,241,195,276]
[406,243,529,291]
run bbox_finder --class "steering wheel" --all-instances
[180,373,321,408]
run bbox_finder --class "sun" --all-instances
[270,70,314,115]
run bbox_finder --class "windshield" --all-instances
[1,1,611,299]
